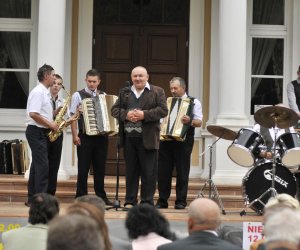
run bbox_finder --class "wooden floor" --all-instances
[0,174,263,223]
[0,201,262,223]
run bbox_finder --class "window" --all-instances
[249,0,286,114]
[0,0,32,109]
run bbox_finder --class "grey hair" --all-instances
[264,193,299,210]
[264,208,300,245]
[170,77,186,90]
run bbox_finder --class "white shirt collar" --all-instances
[84,87,97,96]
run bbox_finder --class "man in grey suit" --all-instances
[2,193,59,250]
[158,198,242,250]
[111,66,168,208]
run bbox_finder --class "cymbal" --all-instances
[254,106,298,129]
[207,125,237,141]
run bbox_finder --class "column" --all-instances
[26,0,69,180]
[37,0,66,74]
[213,0,249,184]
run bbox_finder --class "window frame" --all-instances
[0,0,38,129]
[246,0,292,118]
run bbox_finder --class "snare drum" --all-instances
[227,128,264,167]
[276,132,300,168]
[242,161,296,214]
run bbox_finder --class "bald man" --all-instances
[158,198,242,250]
[111,66,168,208]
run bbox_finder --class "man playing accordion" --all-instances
[156,77,203,209]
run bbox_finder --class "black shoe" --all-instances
[103,197,113,206]
[175,203,186,209]
[24,201,31,207]
[155,200,168,209]
[122,203,134,211]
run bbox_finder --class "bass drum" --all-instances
[242,161,296,214]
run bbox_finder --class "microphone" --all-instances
[121,81,131,94]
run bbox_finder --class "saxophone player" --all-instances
[25,64,59,207]
[47,74,66,195]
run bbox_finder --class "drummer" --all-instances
[253,104,296,161]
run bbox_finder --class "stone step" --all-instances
[0,174,246,209]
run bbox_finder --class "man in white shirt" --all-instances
[25,64,58,206]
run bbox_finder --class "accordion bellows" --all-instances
[160,97,193,141]
[82,95,118,136]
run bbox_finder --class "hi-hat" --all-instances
[207,125,237,141]
[254,106,298,129]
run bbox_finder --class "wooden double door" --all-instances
[93,23,188,175]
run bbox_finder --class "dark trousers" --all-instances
[124,136,158,205]
[47,134,63,195]
[76,133,108,198]
[25,125,49,202]
[157,136,194,205]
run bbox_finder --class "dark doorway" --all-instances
[93,0,190,175]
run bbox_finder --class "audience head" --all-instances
[28,193,59,225]
[75,194,106,214]
[47,214,104,250]
[264,208,300,248]
[125,203,173,240]
[66,202,111,250]
[187,198,221,233]
[264,193,299,210]
[263,194,300,225]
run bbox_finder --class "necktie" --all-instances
[52,99,56,119]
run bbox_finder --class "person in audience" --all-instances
[264,193,300,209]
[75,194,132,250]
[125,203,174,250]
[47,213,104,250]
[250,193,300,250]
[66,202,112,250]
[2,193,59,250]
[263,208,300,250]
[75,194,106,214]
[157,198,242,250]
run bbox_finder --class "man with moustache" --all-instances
[25,64,58,206]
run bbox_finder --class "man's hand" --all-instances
[181,115,191,125]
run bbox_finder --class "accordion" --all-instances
[160,97,193,141]
[82,94,118,136]
[0,139,29,175]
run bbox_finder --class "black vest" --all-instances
[292,80,300,111]
[185,96,196,138]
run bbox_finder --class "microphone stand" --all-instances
[106,88,126,211]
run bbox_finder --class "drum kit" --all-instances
[206,106,300,215]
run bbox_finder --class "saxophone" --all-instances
[48,85,79,142]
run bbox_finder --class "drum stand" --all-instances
[198,137,226,215]
[240,126,279,216]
